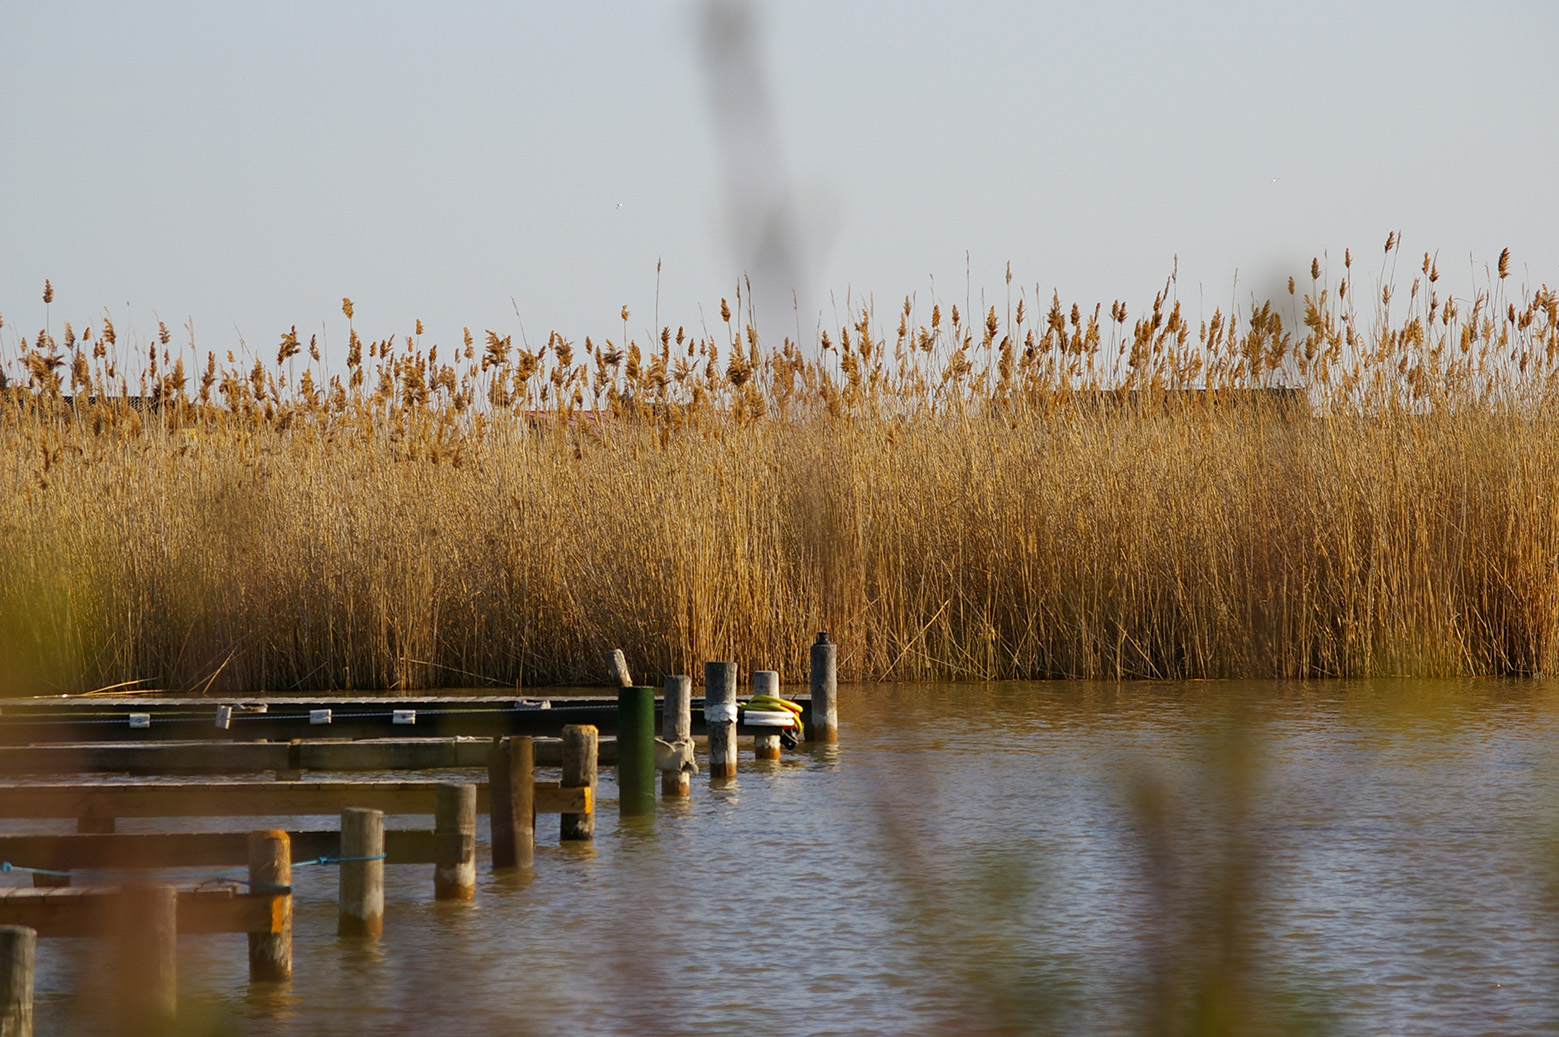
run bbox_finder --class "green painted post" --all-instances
[617,686,655,817]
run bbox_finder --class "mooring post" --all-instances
[751,670,783,760]
[490,738,534,868]
[560,724,598,841]
[247,829,292,982]
[117,884,177,1034]
[618,686,655,817]
[662,674,693,798]
[606,648,633,688]
[705,661,738,779]
[508,737,534,868]
[0,925,35,1037]
[338,807,384,937]
[809,631,838,743]
[488,737,516,867]
[434,782,477,899]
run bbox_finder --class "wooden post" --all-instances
[809,631,838,743]
[490,738,533,869]
[662,675,692,798]
[617,686,655,817]
[0,925,34,1037]
[488,738,515,867]
[606,648,633,688]
[705,661,738,779]
[338,808,384,937]
[247,830,292,982]
[751,670,783,760]
[434,782,477,898]
[509,738,534,868]
[116,884,176,1034]
[560,725,597,841]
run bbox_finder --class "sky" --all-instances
[3,0,1556,366]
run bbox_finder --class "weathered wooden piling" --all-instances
[662,675,693,798]
[487,738,514,864]
[117,884,177,1033]
[606,648,634,688]
[247,830,292,982]
[751,670,783,760]
[338,808,384,937]
[433,782,477,899]
[617,686,655,817]
[0,925,34,1037]
[512,736,535,868]
[809,631,838,743]
[705,661,738,779]
[560,724,598,841]
[489,737,534,869]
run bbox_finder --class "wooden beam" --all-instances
[0,695,810,747]
[0,886,285,937]
[0,780,591,819]
[0,737,622,774]
[0,830,466,871]
[0,697,629,745]
[533,781,591,816]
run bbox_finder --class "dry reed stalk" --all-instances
[3,258,1558,691]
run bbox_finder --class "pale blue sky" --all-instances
[3,1,1555,363]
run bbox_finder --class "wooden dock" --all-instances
[0,694,810,745]
[0,640,842,1033]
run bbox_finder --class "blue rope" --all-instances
[294,853,387,867]
[0,861,72,878]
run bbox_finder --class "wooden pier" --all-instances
[0,637,841,1033]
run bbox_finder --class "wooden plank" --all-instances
[0,700,626,745]
[0,694,808,747]
[0,887,284,937]
[0,781,591,819]
[0,782,437,819]
[0,831,253,869]
[0,737,615,774]
[532,782,591,815]
[0,829,463,870]
[0,742,289,775]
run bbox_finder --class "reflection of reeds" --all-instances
[3,246,1559,692]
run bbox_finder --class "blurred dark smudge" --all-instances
[697,0,809,346]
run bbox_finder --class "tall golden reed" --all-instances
[2,243,1558,693]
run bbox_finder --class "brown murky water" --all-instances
[12,679,1559,1035]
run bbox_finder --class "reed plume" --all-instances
[3,254,1558,693]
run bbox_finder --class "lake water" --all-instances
[16,679,1559,1035]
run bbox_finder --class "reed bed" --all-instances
[3,241,1558,693]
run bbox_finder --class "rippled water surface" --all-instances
[15,679,1559,1035]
